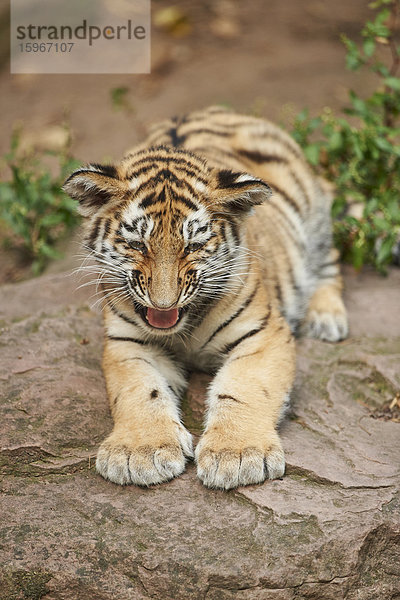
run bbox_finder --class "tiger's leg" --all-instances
[303,249,348,342]
[195,307,296,490]
[96,338,193,486]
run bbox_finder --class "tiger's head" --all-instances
[64,146,271,335]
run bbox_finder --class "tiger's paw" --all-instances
[304,309,348,342]
[96,426,193,486]
[195,435,285,490]
[304,284,348,342]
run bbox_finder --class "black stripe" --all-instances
[121,220,135,233]
[286,258,300,294]
[128,163,157,178]
[221,327,263,355]
[140,220,147,238]
[174,194,199,212]
[276,251,300,298]
[173,164,205,180]
[275,281,282,303]
[138,194,155,210]
[230,349,262,363]
[169,178,201,202]
[126,152,208,179]
[220,175,268,193]
[81,188,111,209]
[196,146,239,163]
[112,393,120,407]
[169,127,186,147]
[87,216,102,248]
[109,303,139,326]
[221,308,271,355]
[219,222,227,243]
[320,259,339,269]
[65,164,117,183]
[289,169,311,209]
[107,335,148,345]
[268,202,304,250]
[271,183,301,214]
[182,127,231,138]
[217,394,244,404]
[202,285,259,349]
[91,163,118,179]
[135,173,201,206]
[217,169,237,189]
[120,356,153,367]
[139,192,197,214]
[237,149,288,164]
[126,159,203,182]
[133,172,177,199]
[131,270,146,295]
[228,221,240,246]
[114,236,128,245]
[255,131,303,159]
[103,218,111,237]
[139,191,165,210]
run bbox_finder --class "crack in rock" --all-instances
[0,445,95,478]
[285,463,396,490]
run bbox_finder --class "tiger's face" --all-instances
[63,147,270,335]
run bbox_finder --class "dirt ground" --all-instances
[0,0,373,160]
[0,0,374,281]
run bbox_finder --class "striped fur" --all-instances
[64,106,348,489]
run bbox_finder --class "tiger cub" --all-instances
[63,106,348,490]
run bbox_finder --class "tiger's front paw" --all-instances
[304,287,348,342]
[304,309,348,342]
[195,434,285,490]
[96,426,193,486]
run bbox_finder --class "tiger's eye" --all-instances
[129,241,147,254]
[184,242,205,255]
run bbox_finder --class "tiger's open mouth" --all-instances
[146,307,180,329]
[135,304,185,330]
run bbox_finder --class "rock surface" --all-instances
[0,267,399,600]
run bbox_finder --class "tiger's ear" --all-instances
[210,168,272,215]
[62,164,124,217]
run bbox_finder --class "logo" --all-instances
[11,0,150,74]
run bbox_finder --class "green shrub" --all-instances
[290,0,400,272]
[0,128,80,275]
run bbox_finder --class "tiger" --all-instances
[63,106,348,490]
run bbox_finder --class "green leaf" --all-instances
[375,136,393,152]
[350,91,367,116]
[384,76,400,91]
[372,215,390,230]
[0,127,80,275]
[304,144,320,165]
[351,241,367,270]
[386,199,400,219]
[39,243,62,259]
[328,131,343,150]
[295,109,309,122]
[363,38,375,57]
[376,234,394,266]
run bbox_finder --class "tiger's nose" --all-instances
[148,280,180,310]
[148,258,181,308]
[151,300,177,310]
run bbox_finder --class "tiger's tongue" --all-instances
[146,307,179,329]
